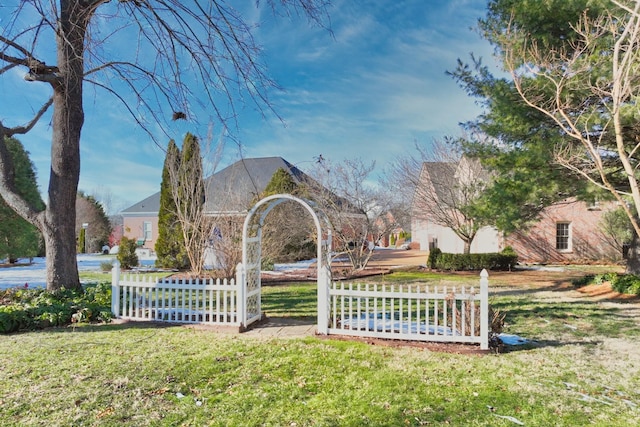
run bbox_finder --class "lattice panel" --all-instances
[247,268,260,293]
[246,240,260,265]
[246,294,260,319]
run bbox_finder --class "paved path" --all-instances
[242,317,317,339]
[243,249,427,339]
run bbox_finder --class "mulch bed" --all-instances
[577,282,639,301]
[316,333,493,355]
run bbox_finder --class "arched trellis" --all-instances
[239,194,333,332]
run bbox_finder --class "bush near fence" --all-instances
[0,284,113,333]
[431,247,518,271]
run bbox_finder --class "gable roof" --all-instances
[120,192,161,216]
[121,156,312,216]
[203,156,310,213]
[418,161,457,205]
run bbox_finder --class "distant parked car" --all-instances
[399,243,410,250]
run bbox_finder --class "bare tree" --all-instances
[206,215,244,278]
[0,1,329,290]
[165,130,228,276]
[310,158,398,271]
[386,140,490,254]
[501,1,640,271]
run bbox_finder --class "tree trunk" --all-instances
[626,230,640,275]
[41,1,88,291]
[463,240,471,255]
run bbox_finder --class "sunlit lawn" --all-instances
[1,270,637,426]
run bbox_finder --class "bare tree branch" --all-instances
[504,2,640,241]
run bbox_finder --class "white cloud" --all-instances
[2,0,498,209]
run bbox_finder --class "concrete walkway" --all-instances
[242,317,317,339]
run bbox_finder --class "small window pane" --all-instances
[556,223,570,250]
[143,222,152,240]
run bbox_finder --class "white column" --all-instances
[480,269,489,350]
[236,262,246,328]
[111,259,121,318]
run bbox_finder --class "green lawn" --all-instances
[2,271,639,426]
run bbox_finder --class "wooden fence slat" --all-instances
[113,272,241,326]
[326,271,489,349]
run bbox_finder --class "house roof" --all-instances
[420,161,458,205]
[203,156,310,213]
[121,156,313,216]
[121,192,161,215]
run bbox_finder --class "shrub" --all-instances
[434,250,518,271]
[117,236,139,269]
[100,261,114,272]
[261,257,275,271]
[572,275,595,287]
[427,248,442,269]
[610,274,640,294]
[0,283,112,334]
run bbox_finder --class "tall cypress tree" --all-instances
[179,133,205,216]
[155,139,189,269]
[0,137,45,262]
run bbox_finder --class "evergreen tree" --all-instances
[449,0,608,232]
[263,167,298,196]
[0,137,45,262]
[76,192,112,253]
[155,140,189,269]
[117,236,139,270]
[260,168,316,263]
[77,227,86,254]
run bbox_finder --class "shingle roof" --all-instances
[421,161,457,204]
[121,156,312,215]
[121,192,161,215]
[203,156,310,213]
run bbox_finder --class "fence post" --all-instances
[317,264,330,335]
[111,259,121,318]
[480,269,489,350]
[236,263,246,328]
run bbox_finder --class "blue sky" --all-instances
[1,0,499,214]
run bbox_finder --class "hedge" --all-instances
[431,248,518,271]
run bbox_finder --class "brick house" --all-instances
[411,159,622,263]
[120,156,315,251]
[120,156,361,256]
[504,198,621,263]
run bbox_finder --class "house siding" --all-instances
[122,215,159,251]
[505,199,620,263]
[412,217,501,253]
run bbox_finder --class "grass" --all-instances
[262,283,318,318]
[2,270,640,426]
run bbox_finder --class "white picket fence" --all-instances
[111,261,242,326]
[326,270,489,349]
[110,261,489,349]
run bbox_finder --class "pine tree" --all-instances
[155,140,189,269]
[0,137,45,262]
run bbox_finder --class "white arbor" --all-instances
[240,194,333,332]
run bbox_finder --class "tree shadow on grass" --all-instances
[490,297,639,353]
